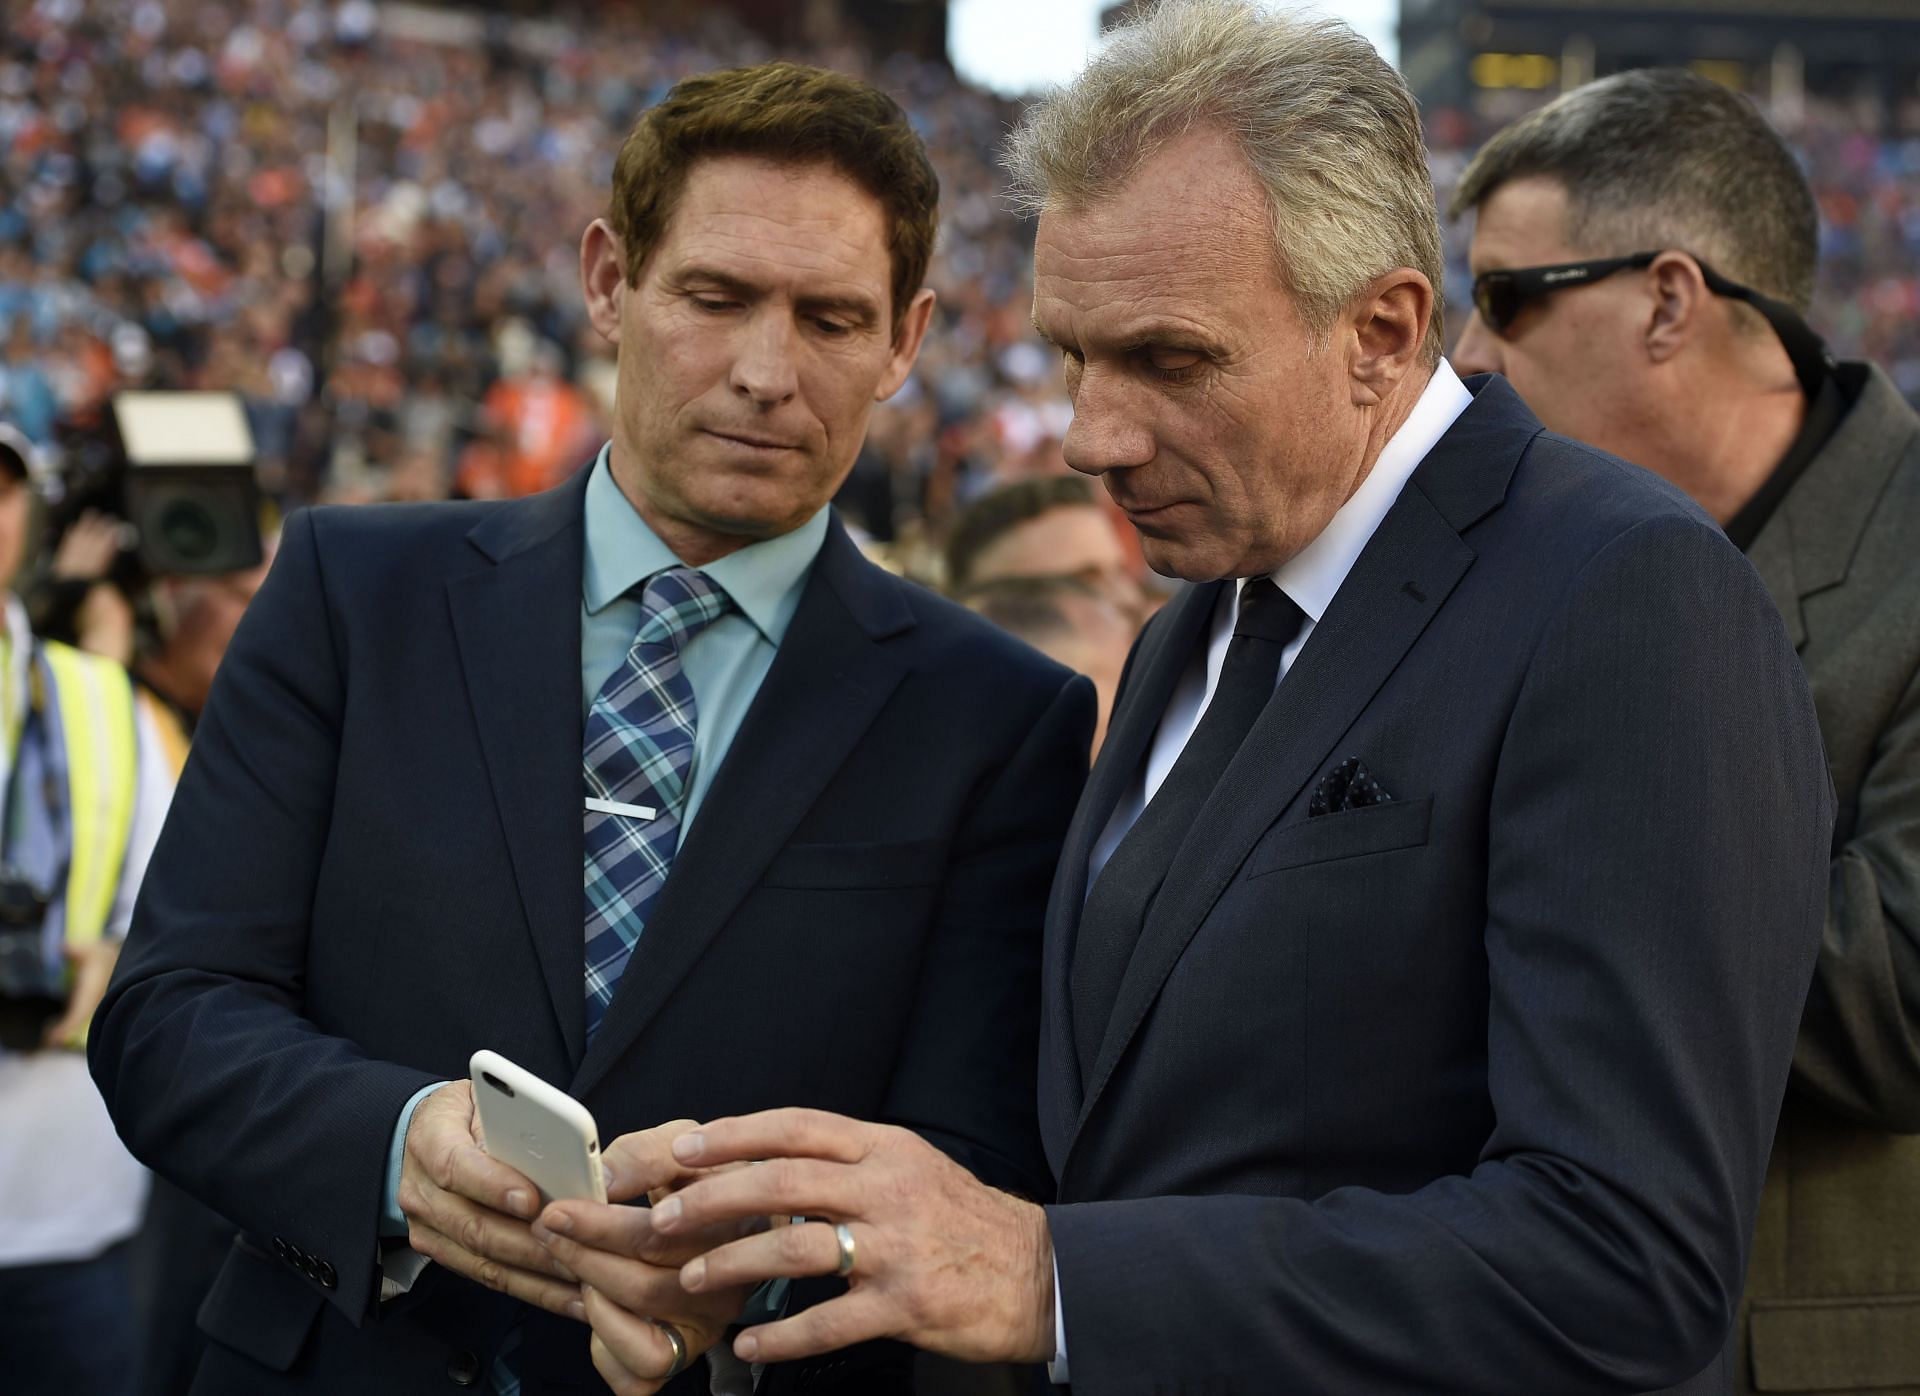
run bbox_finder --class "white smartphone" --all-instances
[469,1050,608,1206]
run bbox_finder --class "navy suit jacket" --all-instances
[91,473,1093,1395]
[1041,377,1835,1394]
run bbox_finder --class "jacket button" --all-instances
[272,1237,290,1260]
[446,1351,480,1387]
[317,1261,337,1289]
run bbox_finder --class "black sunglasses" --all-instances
[1471,251,1834,396]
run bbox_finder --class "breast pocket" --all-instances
[759,838,948,890]
[1244,796,1433,879]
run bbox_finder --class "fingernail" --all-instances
[672,1132,705,1162]
[736,1334,760,1361]
[544,1211,572,1235]
[531,1221,557,1245]
[600,1159,619,1190]
[654,1195,683,1227]
[505,1189,532,1217]
[682,1257,707,1290]
[567,1299,586,1321]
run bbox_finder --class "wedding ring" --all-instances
[652,1318,689,1379]
[833,1221,857,1278]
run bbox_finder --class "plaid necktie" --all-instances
[581,565,731,1041]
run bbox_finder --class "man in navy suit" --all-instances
[89,63,1091,1396]
[561,8,1835,1393]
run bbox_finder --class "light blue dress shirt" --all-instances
[379,444,828,1240]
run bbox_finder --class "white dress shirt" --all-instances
[1053,360,1473,1383]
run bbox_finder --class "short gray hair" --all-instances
[1005,0,1445,365]
[1450,69,1817,314]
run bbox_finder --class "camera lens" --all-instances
[158,499,221,563]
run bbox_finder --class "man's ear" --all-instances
[1644,251,1709,366]
[1348,269,1433,407]
[876,287,937,401]
[580,219,629,345]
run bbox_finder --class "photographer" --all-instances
[0,422,176,1396]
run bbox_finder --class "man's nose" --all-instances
[1062,370,1155,477]
[1449,309,1504,378]
[731,313,800,406]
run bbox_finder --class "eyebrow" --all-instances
[1031,316,1221,357]
[677,266,881,327]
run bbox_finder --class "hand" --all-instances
[41,937,121,1050]
[52,511,126,582]
[396,1081,583,1319]
[651,1109,1055,1366]
[535,1121,765,1395]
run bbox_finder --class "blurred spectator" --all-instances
[961,573,1133,754]
[0,421,173,1396]
[944,474,1146,622]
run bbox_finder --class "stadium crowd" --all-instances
[6,0,1915,573]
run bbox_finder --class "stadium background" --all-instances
[2,0,1917,581]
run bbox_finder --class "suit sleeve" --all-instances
[1045,515,1834,1393]
[89,508,439,1325]
[1793,653,1920,1131]
[879,669,1095,1198]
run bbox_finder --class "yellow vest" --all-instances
[36,642,140,949]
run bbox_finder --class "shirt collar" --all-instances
[1258,359,1474,622]
[581,442,829,644]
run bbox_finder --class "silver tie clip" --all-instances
[585,797,658,821]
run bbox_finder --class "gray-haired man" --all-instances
[534,8,1837,1392]
[1452,68,1920,1396]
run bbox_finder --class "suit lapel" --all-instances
[1752,364,1918,651]
[569,523,915,1099]
[1040,581,1222,1152]
[1747,518,1805,649]
[1067,376,1534,1156]
[447,474,592,1066]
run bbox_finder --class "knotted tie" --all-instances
[581,565,731,1041]
[1070,578,1306,1082]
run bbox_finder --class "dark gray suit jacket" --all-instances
[1040,376,1834,1394]
[1741,363,1920,1395]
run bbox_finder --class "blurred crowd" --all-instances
[3,0,1918,580]
[0,0,1074,578]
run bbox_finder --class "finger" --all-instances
[411,1192,574,1280]
[538,1200,660,1259]
[733,1291,894,1365]
[408,1221,585,1321]
[600,1119,702,1202]
[653,1157,861,1236]
[409,1094,541,1219]
[681,1220,853,1294]
[583,1286,706,1391]
[670,1108,877,1171]
[540,1233,687,1317]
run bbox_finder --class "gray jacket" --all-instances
[1741,363,1920,1396]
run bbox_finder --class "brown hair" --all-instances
[610,62,939,333]
[944,474,1102,591]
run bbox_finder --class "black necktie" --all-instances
[1071,578,1306,1083]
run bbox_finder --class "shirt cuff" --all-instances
[380,1080,452,1237]
[1049,1251,1068,1385]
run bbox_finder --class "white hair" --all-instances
[1005,0,1444,363]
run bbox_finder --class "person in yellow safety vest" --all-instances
[0,422,175,1396]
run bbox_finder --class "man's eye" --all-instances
[811,317,853,336]
[1145,347,1203,377]
[692,297,738,313]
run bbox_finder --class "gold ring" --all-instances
[833,1221,857,1278]
[652,1318,689,1379]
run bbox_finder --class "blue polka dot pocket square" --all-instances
[1308,756,1394,817]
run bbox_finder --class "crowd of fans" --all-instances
[2,0,1917,576]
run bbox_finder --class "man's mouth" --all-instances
[705,428,802,452]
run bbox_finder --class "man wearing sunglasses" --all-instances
[1453,68,1920,1396]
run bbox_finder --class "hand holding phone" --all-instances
[470,1050,608,1206]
